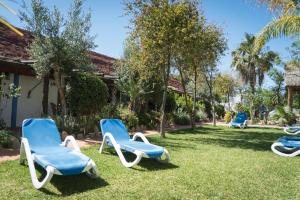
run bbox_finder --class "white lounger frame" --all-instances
[229,120,247,129]
[20,135,99,189]
[283,127,300,135]
[271,142,300,157]
[99,132,170,168]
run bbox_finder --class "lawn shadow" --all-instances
[102,149,179,171]
[135,158,179,171]
[33,164,108,196]
[163,126,284,152]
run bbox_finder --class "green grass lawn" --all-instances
[0,125,299,199]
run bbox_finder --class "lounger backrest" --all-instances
[22,118,62,148]
[100,119,130,142]
[234,112,247,123]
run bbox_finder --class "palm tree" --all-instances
[254,0,300,51]
[232,33,277,122]
[0,1,23,36]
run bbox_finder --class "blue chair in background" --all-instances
[20,118,99,189]
[271,136,300,157]
[99,119,170,168]
[229,112,248,129]
[283,127,300,135]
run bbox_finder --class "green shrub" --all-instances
[138,112,159,129]
[119,107,139,130]
[68,72,109,116]
[172,111,190,125]
[271,106,296,126]
[0,130,13,148]
[215,104,225,119]
[194,110,207,122]
[165,92,177,113]
[224,111,232,123]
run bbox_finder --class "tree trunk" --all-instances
[160,60,171,138]
[42,75,49,116]
[210,88,216,126]
[178,67,193,128]
[227,93,231,111]
[191,67,197,128]
[53,70,67,116]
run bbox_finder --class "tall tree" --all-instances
[214,73,236,110]
[125,0,201,137]
[232,33,277,122]
[20,0,96,115]
[254,0,300,51]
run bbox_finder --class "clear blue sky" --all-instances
[3,0,296,86]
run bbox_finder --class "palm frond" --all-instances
[254,15,300,52]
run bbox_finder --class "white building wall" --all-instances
[16,75,58,127]
[0,73,58,127]
[0,73,13,127]
[16,75,44,126]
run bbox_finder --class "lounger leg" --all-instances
[156,149,170,163]
[271,142,300,157]
[21,138,55,189]
[85,160,99,178]
[100,133,144,167]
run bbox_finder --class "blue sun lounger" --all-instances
[271,136,300,157]
[99,119,170,167]
[229,112,248,129]
[20,118,99,189]
[283,127,300,135]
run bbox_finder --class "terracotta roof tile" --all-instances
[0,23,116,76]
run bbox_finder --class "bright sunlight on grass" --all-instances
[0,125,299,199]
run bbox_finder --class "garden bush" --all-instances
[67,72,109,116]
[224,111,232,123]
[214,104,225,119]
[138,112,159,129]
[172,111,190,125]
[271,106,296,126]
[165,92,177,113]
[119,107,139,130]
[0,130,13,148]
[194,110,207,122]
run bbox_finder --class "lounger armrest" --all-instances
[61,135,81,152]
[132,132,150,144]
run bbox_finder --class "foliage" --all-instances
[0,130,13,148]
[175,93,193,112]
[194,110,207,122]
[118,107,139,130]
[224,111,233,123]
[138,111,160,129]
[234,103,251,117]
[172,111,190,125]
[254,0,300,51]
[232,33,277,122]
[214,73,236,109]
[67,72,108,116]
[125,0,203,136]
[214,104,225,119]
[267,68,285,105]
[271,106,297,125]
[165,92,177,114]
[20,0,96,115]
